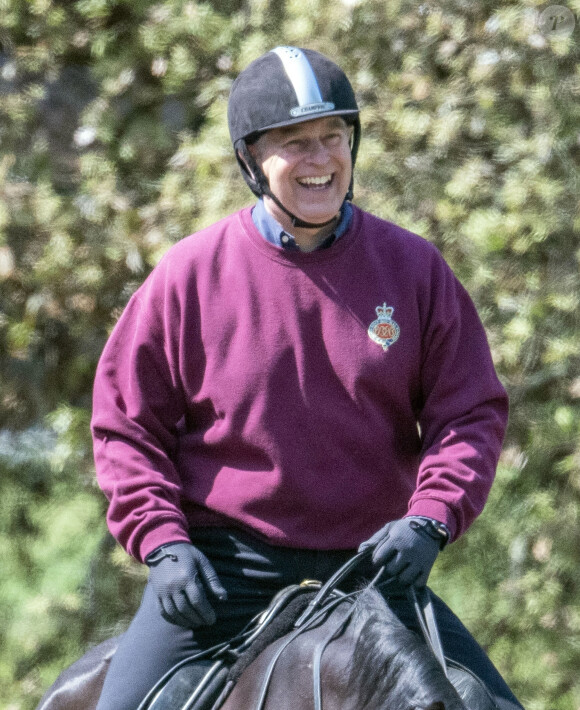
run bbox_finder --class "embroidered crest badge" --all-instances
[368,303,400,351]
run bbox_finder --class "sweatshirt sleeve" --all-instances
[91,266,192,562]
[406,250,509,541]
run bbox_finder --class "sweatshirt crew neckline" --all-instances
[238,204,361,266]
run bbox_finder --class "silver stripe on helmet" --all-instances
[271,46,335,118]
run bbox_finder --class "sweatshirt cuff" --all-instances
[137,521,192,564]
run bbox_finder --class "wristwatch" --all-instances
[410,517,450,549]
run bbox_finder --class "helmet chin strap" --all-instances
[237,141,351,231]
[264,186,340,230]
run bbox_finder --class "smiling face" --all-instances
[250,116,353,249]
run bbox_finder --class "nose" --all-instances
[305,139,331,163]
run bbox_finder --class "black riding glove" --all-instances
[146,542,228,628]
[358,517,448,589]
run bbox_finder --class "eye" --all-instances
[324,130,347,147]
[284,138,308,153]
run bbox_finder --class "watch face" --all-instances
[422,519,449,547]
[433,523,449,547]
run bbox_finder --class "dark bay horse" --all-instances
[35,585,495,710]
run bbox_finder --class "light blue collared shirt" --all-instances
[251,199,353,251]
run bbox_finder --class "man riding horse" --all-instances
[89,46,523,709]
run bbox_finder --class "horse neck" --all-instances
[340,589,467,710]
[221,589,467,710]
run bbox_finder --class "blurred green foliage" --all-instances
[0,0,579,708]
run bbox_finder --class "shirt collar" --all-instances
[251,199,352,251]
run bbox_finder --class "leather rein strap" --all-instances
[254,591,358,710]
[254,549,449,710]
[409,585,449,677]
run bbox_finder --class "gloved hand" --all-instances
[358,517,448,589]
[146,542,228,628]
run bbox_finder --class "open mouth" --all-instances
[297,174,333,189]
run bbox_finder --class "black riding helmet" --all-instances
[228,46,361,229]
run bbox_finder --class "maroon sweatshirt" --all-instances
[91,206,508,562]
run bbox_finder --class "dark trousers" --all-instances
[96,528,523,710]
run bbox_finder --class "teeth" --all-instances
[298,175,332,186]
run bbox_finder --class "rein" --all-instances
[254,590,359,710]
[409,585,449,676]
[311,601,357,710]
[254,549,449,710]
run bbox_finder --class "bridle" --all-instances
[253,549,449,710]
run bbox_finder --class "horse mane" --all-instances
[348,587,466,709]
